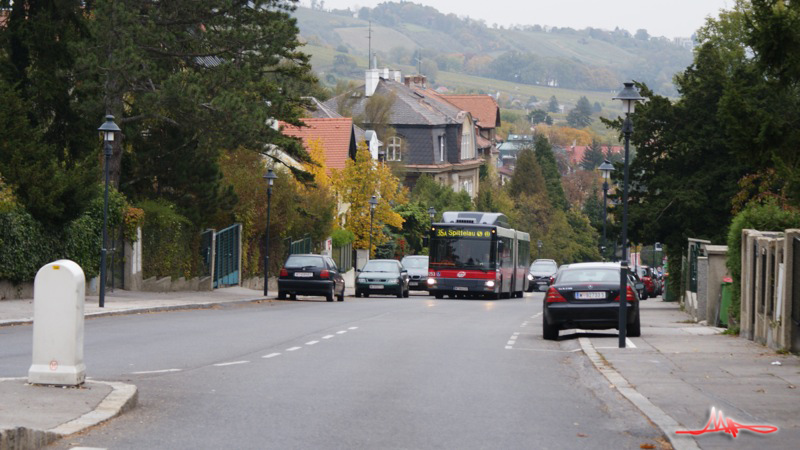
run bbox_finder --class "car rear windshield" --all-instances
[363,261,399,272]
[285,256,324,269]
[558,268,619,283]
[530,261,557,271]
[401,257,428,269]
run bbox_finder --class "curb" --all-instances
[0,378,137,450]
[578,337,701,450]
[0,297,269,328]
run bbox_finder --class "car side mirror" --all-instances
[356,268,362,273]
[401,269,408,273]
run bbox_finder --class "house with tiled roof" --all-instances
[304,96,383,160]
[279,118,358,175]
[440,94,501,164]
[323,69,481,198]
[567,145,623,167]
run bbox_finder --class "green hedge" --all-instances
[0,185,128,282]
[139,199,198,279]
[726,201,800,324]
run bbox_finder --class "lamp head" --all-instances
[613,82,644,115]
[263,168,277,187]
[598,159,615,180]
[369,195,378,210]
[98,115,121,142]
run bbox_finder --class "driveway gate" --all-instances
[213,224,242,288]
[793,237,800,352]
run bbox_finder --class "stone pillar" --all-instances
[703,245,729,326]
[123,226,143,291]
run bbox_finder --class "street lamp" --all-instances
[368,195,378,259]
[428,206,436,223]
[97,115,120,308]
[263,169,277,297]
[613,81,644,348]
[598,159,615,261]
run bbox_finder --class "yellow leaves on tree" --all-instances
[332,143,407,252]
[305,138,330,189]
[534,125,593,147]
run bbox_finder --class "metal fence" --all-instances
[213,224,241,288]
[287,235,312,255]
[332,242,353,271]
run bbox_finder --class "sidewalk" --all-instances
[585,299,800,450]
[2,291,798,449]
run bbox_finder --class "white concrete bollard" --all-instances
[28,259,86,386]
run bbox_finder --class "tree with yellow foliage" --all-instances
[332,143,407,253]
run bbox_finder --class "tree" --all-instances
[547,95,560,113]
[527,109,552,125]
[332,145,407,253]
[533,135,569,211]
[566,96,593,128]
[580,139,605,170]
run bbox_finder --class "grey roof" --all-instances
[323,79,463,127]
[305,96,368,143]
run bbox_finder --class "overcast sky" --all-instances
[302,0,732,40]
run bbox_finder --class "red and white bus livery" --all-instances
[426,212,530,299]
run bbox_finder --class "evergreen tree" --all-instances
[566,96,593,128]
[533,135,569,211]
[547,95,560,113]
[580,139,605,170]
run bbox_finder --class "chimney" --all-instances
[404,76,412,87]
[382,67,390,79]
[393,70,402,82]
[366,68,380,97]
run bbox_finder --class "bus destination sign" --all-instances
[436,228,492,238]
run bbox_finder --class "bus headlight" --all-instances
[485,280,495,288]
[427,278,436,286]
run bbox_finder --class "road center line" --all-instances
[336,330,347,334]
[348,326,358,330]
[306,340,319,346]
[286,346,302,351]
[322,335,335,339]
[262,353,281,359]
[213,361,249,367]
[131,368,182,375]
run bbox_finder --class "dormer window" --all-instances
[388,136,403,161]
[438,135,446,162]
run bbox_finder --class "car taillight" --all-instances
[279,268,288,277]
[545,287,567,303]
[320,270,330,279]
[614,286,638,302]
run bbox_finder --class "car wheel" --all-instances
[289,293,297,300]
[396,287,403,298]
[337,286,345,302]
[434,293,443,299]
[542,314,559,340]
[277,290,286,300]
[363,293,369,298]
[326,288,334,302]
[403,288,410,298]
[628,313,641,337]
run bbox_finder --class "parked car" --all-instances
[400,255,429,292]
[527,259,559,292]
[355,259,410,298]
[277,254,345,302]
[635,266,656,299]
[542,262,643,340]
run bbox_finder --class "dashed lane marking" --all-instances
[131,369,182,375]
[336,330,347,334]
[348,326,358,330]
[213,360,249,367]
[306,340,319,346]
[286,346,302,352]
[322,335,335,339]
[262,353,281,359]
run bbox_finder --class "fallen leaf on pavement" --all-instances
[640,444,655,449]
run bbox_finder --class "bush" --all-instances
[331,228,355,248]
[139,199,198,279]
[0,209,53,282]
[726,201,800,323]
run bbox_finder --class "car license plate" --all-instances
[537,281,548,285]
[369,285,383,289]
[575,291,605,299]
[409,281,418,286]
[454,286,468,291]
[294,272,313,278]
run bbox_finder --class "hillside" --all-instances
[292,2,693,97]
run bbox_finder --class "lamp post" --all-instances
[428,206,436,224]
[613,81,644,348]
[263,169,277,297]
[598,159,615,261]
[368,195,378,259]
[97,115,120,308]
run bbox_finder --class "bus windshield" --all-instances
[430,235,496,270]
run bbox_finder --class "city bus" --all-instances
[426,211,530,299]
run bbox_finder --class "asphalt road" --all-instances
[0,291,666,449]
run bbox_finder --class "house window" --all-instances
[438,135,446,162]
[460,177,474,197]
[387,136,403,161]
[461,128,474,160]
